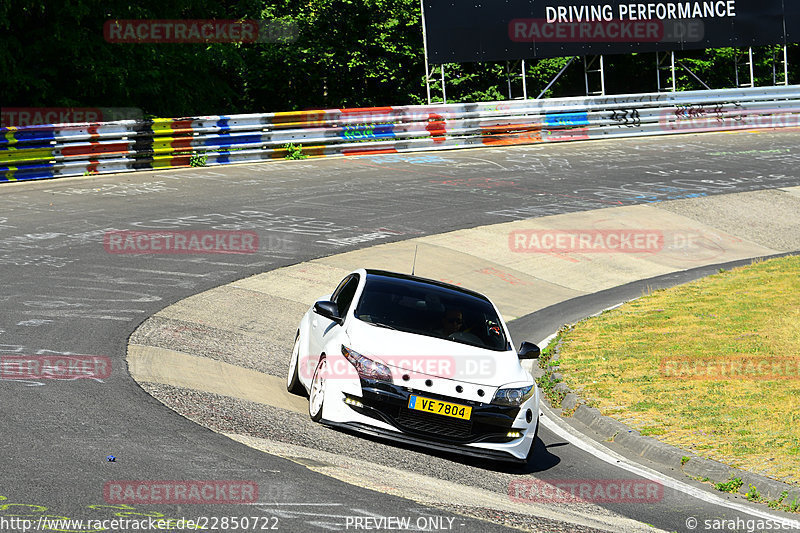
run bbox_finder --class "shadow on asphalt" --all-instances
[492,436,562,475]
[327,425,562,474]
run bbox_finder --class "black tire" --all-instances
[524,414,540,463]
[287,333,305,395]
[308,357,327,422]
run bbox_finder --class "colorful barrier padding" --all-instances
[2,86,800,182]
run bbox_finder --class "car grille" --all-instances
[395,409,473,440]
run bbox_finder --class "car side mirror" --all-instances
[518,341,540,359]
[314,301,343,325]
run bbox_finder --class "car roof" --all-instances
[363,269,491,302]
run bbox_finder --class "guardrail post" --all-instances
[671,52,676,92]
[785,45,790,85]
[441,64,447,104]
[422,63,445,104]
[771,44,790,86]
[522,59,528,100]
[420,0,432,105]
[505,61,513,99]
[657,51,677,92]
[425,70,432,105]
[584,55,606,96]
[735,48,755,88]
[600,55,606,95]
[774,46,788,86]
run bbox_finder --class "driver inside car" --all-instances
[438,308,464,337]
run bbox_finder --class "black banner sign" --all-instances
[423,0,797,63]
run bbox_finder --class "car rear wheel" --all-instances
[309,357,327,422]
[287,333,305,395]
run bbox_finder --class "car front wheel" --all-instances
[309,356,327,422]
[287,333,305,395]
[527,413,540,462]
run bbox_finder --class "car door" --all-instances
[308,274,360,367]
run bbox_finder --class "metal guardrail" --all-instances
[2,85,800,182]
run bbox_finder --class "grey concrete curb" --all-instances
[537,331,800,506]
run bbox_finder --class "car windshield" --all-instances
[353,274,510,351]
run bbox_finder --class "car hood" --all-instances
[345,317,531,387]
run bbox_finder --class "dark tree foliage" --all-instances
[1,0,424,115]
[1,1,797,116]
[2,1,250,116]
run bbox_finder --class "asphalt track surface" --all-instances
[2,130,800,532]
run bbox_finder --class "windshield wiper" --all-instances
[370,321,398,330]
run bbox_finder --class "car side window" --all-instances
[332,275,360,317]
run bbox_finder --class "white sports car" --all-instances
[286,269,541,463]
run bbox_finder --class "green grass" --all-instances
[283,143,308,160]
[189,152,207,167]
[746,484,761,502]
[715,477,743,493]
[555,255,800,484]
[536,372,566,405]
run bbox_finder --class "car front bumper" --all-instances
[321,379,539,462]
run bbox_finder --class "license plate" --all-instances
[407,395,471,420]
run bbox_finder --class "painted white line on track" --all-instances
[99,266,212,277]
[244,503,344,506]
[535,332,558,354]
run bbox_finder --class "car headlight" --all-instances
[492,385,534,407]
[341,345,392,382]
